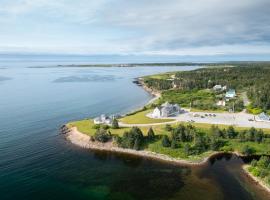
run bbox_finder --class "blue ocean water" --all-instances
[0,55,269,200]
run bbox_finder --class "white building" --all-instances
[152,102,181,118]
[217,100,226,106]
[213,85,227,91]
[94,114,113,125]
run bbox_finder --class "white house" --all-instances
[213,85,227,91]
[152,102,181,118]
[94,114,113,125]
[217,100,226,106]
[213,85,222,91]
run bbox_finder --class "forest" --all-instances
[143,64,270,112]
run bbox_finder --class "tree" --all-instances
[254,129,264,143]
[165,124,173,131]
[226,126,237,139]
[241,145,254,156]
[171,138,177,149]
[162,135,171,147]
[147,127,155,141]
[111,118,119,129]
[184,144,191,156]
[94,128,112,143]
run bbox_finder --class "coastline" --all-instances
[242,165,270,193]
[66,127,217,166]
[137,77,161,105]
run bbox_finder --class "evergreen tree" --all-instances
[162,135,171,147]
[147,127,155,141]
[111,118,119,129]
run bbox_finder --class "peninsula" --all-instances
[65,63,270,191]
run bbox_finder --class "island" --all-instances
[64,63,270,190]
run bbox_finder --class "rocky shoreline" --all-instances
[65,126,226,166]
[242,165,270,193]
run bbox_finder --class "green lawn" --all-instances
[66,119,169,136]
[120,109,175,124]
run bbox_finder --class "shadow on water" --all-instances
[75,149,270,200]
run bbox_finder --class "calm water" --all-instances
[0,57,269,200]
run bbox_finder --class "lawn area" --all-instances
[119,109,175,124]
[143,72,174,80]
[66,119,171,136]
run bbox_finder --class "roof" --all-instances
[258,112,270,121]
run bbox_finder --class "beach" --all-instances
[66,127,213,166]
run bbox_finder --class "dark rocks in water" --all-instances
[59,125,70,134]
[132,79,142,86]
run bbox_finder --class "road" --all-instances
[120,111,270,129]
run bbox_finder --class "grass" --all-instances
[143,72,174,80]
[67,119,270,161]
[119,109,175,124]
[66,119,169,136]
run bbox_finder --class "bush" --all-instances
[241,145,255,156]
[117,127,144,150]
[111,118,119,129]
[92,124,101,129]
[165,124,173,131]
[101,124,110,130]
[94,128,112,143]
[162,135,171,147]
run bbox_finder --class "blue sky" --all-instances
[0,0,270,58]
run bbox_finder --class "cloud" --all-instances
[0,0,270,56]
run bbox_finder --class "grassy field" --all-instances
[66,119,168,136]
[143,72,174,80]
[119,109,175,124]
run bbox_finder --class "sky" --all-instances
[0,0,270,59]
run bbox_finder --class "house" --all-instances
[94,114,113,125]
[258,112,270,121]
[213,85,227,91]
[152,102,181,118]
[213,85,222,91]
[217,100,226,106]
[225,89,236,99]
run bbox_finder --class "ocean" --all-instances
[0,54,269,200]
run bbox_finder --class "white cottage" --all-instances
[94,114,113,125]
[152,102,181,118]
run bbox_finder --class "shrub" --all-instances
[162,135,171,147]
[111,118,119,129]
[241,145,255,156]
[147,127,155,141]
[94,128,112,143]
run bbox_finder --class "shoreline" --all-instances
[242,165,270,193]
[66,127,219,166]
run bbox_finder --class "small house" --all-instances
[225,89,236,99]
[213,85,222,91]
[217,100,226,106]
[94,114,113,125]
